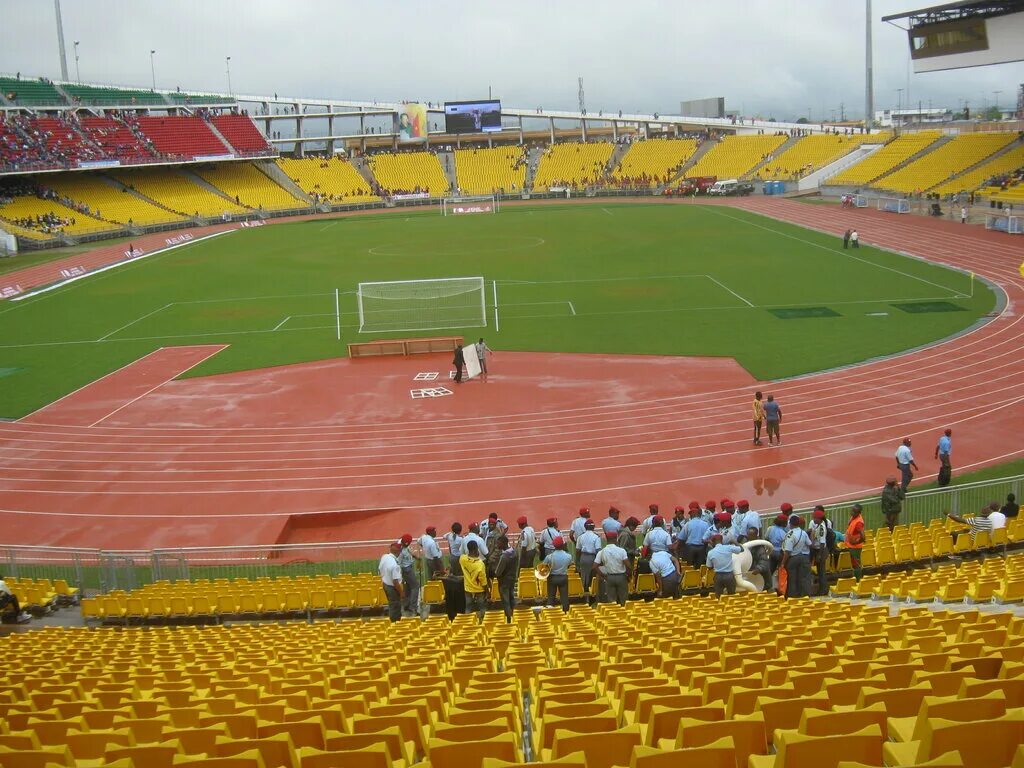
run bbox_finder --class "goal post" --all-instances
[357,276,487,333]
[441,194,500,216]
[878,197,911,214]
[853,194,868,208]
[985,213,1023,234]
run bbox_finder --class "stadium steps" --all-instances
[663,138,716,185]
[524,146,544,190]
[804,143,884,192]
[924,138,1024,193]
[100,172,200,222]
[50,81,73,104]
[203,120,239,155]
[350,155,379,190]
[606,142,631,175]
[438,151,459,194]
[256,160,316,206]
[741,135,801,179]
[181,168,256,211]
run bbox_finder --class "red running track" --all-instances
[0,198,1021,550]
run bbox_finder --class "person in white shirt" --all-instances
[378,543,404,623]
[737,500,760,535]
[595,542,629,605]
[643,516,673,554]
[575,520,603,603]
[419,526,443,578]
[516,515,537,569]
[640,504,660,536]
[649,549,680,598]
[986,501,1007,530]
[445,522,465,578]
[895,438,918,492]
[569,508,590,543]
[539,517,560,560]
[474,337,493,380]
[601,507,623,539]
[479,513,508,543]
[850,229,859,248]
[463,523,488,558]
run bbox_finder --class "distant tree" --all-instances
[982,105,1001,121]
[795,117,809,124]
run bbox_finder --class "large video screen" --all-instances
[444,100,502,133]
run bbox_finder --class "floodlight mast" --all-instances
[865,0,874,130]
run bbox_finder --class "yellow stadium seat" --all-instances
[425,733,518,768]
[629,737,736,768]
[749,725,884,768]
[883,713,1024,768]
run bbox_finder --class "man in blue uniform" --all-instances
[781,515,812,597]
[543,536,573,612]
[706,534,743,596]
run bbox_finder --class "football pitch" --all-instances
[0,202,995,418]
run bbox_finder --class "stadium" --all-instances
[1,0,1024,766]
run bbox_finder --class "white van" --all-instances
[707,179,739,196]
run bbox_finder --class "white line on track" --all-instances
[319,220,342,232]
[568,301,576,316]
[88,347,227,428]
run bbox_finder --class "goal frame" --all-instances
[984,213,1023,234]
[441,194,500,216]
[853,194,868,208]
[356,276,487,334]
[878,197,911,214]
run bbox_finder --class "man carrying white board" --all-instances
[475,337,493,381]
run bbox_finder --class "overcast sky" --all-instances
[0,0,1021,120]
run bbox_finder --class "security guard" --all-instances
[539,517,560,560]
[682,508,711,569]
[643,515,673,554]
[419,526,444,578]
[595,538,629,605]
[517,516,537,570]
[397,534,419,616]
[543,536,574,612]
[649,548,681,599]
[781,515,813,597]
[706,533,742,596]
[576,520,602,602]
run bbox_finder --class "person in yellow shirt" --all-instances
[460,540,488,620]
[752,390,765,446]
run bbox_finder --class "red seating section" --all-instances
[135,116,227,159]
[212,115,271,153]
[28,117,98,163]
[79,117,157,163]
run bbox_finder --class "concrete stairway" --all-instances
[664,138,717,185]
[351,156,379,191]
[606,142,631,175]
[742,135,801,179]
[438,151,459,193]
[867,134,952,185]
[99,173,198,222]
[524,146,545,192]
[256,160,315,206]
[204,120,237,155]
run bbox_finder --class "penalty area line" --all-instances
[705,275,755,307]
[568,301,577,316]
[96,303,173,342]
[272,316,292,331]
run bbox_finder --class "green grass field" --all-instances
[0,203,995,418]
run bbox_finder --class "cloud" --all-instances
[0,0,1020,120]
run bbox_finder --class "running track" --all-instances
[0,198,1021,551]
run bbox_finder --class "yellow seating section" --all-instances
[454,146,528,195]
[276,157,379,202]
[610,139,699,186]
[873,133,1017,194]
[366,151,450,196]
[5,592,1024,768]
[0,194,116,238]
[684,134,787,180]
[751,133,891,180]
[981,184,1024,203]
[828,130,943,185]
[532,142,614,191]
[42,173,186,225]
[931,144,1024,196]
[2,576,78,610]
[195,163,307,211]
[113,169,248,218]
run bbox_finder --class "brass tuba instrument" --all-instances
[534,562,552,581]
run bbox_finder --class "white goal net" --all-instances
[357,277,487,333]
[441,195,500,216]
[985,214,1023,234]
[878,197,911,214]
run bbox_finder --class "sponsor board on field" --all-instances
[124,247,144,259]
[0,285,23,299]
[59,266,87,279]
[239,220,265,228]
[451,203,494,215]
[392,192,431,201]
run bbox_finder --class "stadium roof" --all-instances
[881,0,1024,26]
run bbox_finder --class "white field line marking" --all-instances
[16,347,174,422]
[602,208,614,216]
[89,346,227,428]
[272,316,292,331]
[174,291,338,305]
[8,230,235,304]
[97,304,172,342]
[701,206,963,296]
[705,275,754,307]
[7,394,1023,499]
[319,220,342,232]
[568,301,577,316]
[497,273,707,286]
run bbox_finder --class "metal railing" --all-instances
[2,474,1019,594]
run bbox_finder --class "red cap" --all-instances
[737,500,749,508]
[400,534,413,545]
[722,498,734,508]
[944,429,952,436]
[714,512,731,524]
[710,533,723,543]
[546,517,558,526]
[469,522,480,532]
[775,514,788,523]
[425,526,436,535]
[675,506,685,513]
[584,520,595,530]
[651,515,664,526]
[625,517,640,527]
[780,502,793,513]
[812,509,825,518]
[579,507,590,516]
[552,536,565,548]
[488,512,498,520]
[688,501,701,510]
[706,501,717,510]
[517,516,528,526]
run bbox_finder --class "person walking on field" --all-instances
[763,394,783,446]
[752,391,765,446]
[881,475,905,532]
[475,337,493,381]
[850,229,859,248]
[895,437,918,492]
[842,229,851,249]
